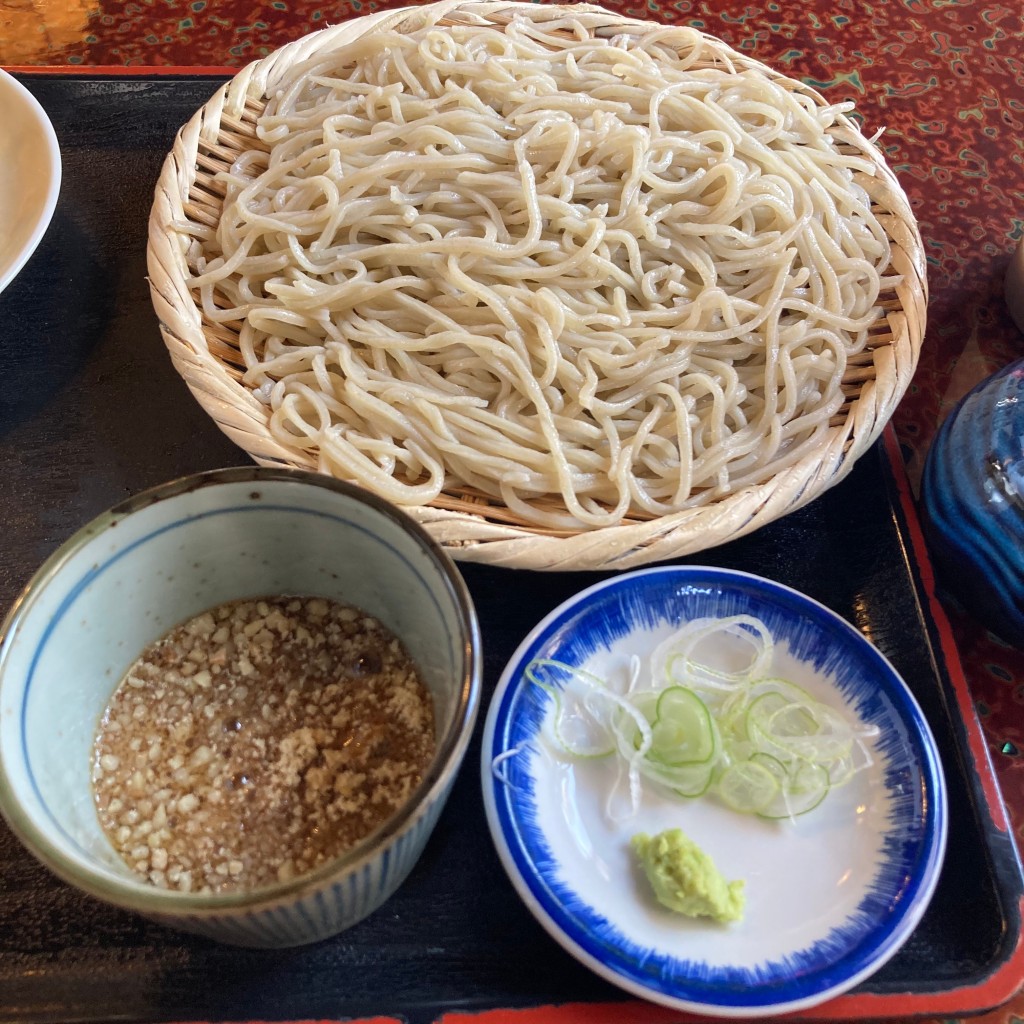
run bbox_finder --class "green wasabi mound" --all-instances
[631,828,745,923]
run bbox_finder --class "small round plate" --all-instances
[0,70,61,296]
[481,566,947,1018]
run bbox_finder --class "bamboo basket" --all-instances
[147,1,927,571]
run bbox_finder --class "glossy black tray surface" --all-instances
[0,74,1020,1024]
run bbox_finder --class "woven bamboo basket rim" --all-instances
[147,0,927,571]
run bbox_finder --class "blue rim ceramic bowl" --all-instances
[482,566,947,1017]
[0,467,481,947]
[921,358,1024,647]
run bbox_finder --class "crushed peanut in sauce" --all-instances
[92,596,435,894]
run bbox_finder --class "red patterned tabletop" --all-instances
[2,0,1023,1019]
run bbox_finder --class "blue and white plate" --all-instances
[481,566,947,1018]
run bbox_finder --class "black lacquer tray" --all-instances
[0,72,1020,1024]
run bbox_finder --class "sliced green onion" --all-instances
[526,659,616,759]
[651,615,775,697]
[525,615,875,823]
[717,759,781,814]
[648,687,717,766]
[758,759,831,820]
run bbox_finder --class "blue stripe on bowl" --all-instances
[485,566,946,1012]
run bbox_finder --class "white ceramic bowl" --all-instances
[0,69,61,295]
[0,467,480,947]
[482,566,947,1017]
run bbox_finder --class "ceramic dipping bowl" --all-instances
[0,467,481,947]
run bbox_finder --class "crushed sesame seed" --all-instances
[92,596,435,894]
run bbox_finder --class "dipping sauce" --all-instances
[91,596,435,894]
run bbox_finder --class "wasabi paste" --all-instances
[631,828,745,923]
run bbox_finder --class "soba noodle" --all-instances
[187,9,894,529]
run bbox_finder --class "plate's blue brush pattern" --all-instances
[487,567,946,1012]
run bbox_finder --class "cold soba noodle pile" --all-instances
[188,12,894,529]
